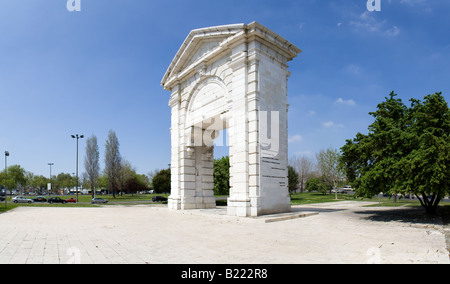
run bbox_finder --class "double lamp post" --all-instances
[4,151,9,209]
[71,134,83,203]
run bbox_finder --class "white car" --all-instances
[12,196,34,204]
[331,188,346,194]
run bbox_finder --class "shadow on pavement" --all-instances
[353,206,446,226]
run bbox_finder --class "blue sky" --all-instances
[1,0,449,177]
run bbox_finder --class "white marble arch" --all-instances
[161,22,301,217]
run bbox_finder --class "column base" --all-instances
[168,196,181,211]
[227,199,253,217]
[167,195,216,210]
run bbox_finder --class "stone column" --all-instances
[227,43,251,217]
[168,85,181,211]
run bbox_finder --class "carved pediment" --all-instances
[161,23,246,90]
[180,38,226,71]
[161,22,302,91]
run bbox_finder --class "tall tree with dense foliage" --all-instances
[289,155,315,192]
[401,93,450,213]
[316,148,342,197]
[104,130,122,198]
[340,92,449,214]
[152,168,171,194]
[0,165,26,192]
[304,177,328,194]
[287,165,300,194]
[213,156,230,195]
[84,135,100,198]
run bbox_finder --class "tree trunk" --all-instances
[416,193,441,215]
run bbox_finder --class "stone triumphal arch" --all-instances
[161,22,301,217]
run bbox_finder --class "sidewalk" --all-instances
[0,202,448,264]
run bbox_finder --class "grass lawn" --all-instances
[290,192,450,211]
[290,192,358,205]
[0,193,171,213]
[1,192,448,213]
[73,193,170,203]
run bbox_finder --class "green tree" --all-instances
[1,165,26,191]
[97,175,108,192]
[287,165,299,194]
[118,160,132,196]
[84,135,100,198]
[104,130,122,198]
[124,174,149,195]
[340,92,450,214]
[401,93,450,213]
[305,177,328,194]
[316,148,343,195]
[136,174,151,189]
[213,156,230,195]
[55,173,76,192]
[152,168,171,194]
[30,175,49,193]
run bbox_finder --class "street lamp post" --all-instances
[71,134,84,203]
[48,163,54,197]
[4,151,9,210]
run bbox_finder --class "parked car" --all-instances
[91,198,108,204]
[152,196,168,202]
[48,197,67,204]
[66,198,77,203]
[33,196,47,203]
[331,188,346,194]
[0,196,4,202]
[12,196,34,204]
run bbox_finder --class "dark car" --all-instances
[91,198,108,204]
[152,196,168,202]
[48,197,67,204]
[33,196,47,203]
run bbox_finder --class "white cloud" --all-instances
[336,98,356,106]
[307,110,316,116]
[294,150,312,156]
[344,64,362,75]
[350,11,381,32]
[400,0,426,6]
[288,134,303,143]
[384,25,400,37]
[349,11,400,37]
[323,121,344,128]
[399,0,432,12]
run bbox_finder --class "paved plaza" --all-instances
[0,201,448,264]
